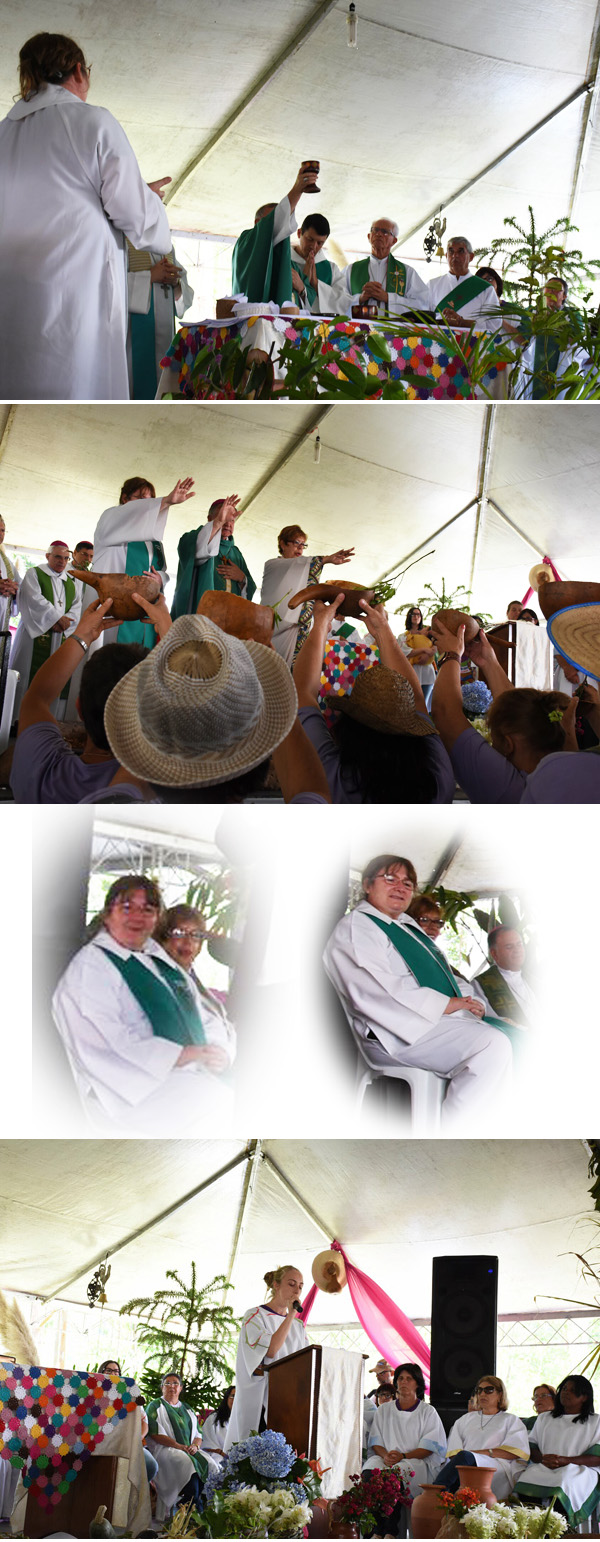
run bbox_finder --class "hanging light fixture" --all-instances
[314,434,322,464]
[347,4,358,47]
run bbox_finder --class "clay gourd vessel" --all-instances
[289,581,375,618]
[433,608,480,642]
[326,1499,359,1538]
[411,1484,447,1538]
[68,569,161,621]
[197,589,274,644]
[537,580,600,621]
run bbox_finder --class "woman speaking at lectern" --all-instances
[224,1265,308,1450]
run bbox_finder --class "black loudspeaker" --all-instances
[430,1255,498,1417]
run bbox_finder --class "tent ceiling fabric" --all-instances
[2,3,600,268]
[0,1140,592,1323]
[2,403,598,620]
[348,814,527,896]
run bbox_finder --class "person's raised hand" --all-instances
[75,596,120,643]
[313,593,345,627]
[131,590,172,639]
[359,597,389,635]
[148,176,172,201]
[431,618,465,658]
[325,548,355,566]
[166,477,195,505]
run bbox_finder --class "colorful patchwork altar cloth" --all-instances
[159,317,509,400]
[318,638,380,729]
[0,1363,143,1509]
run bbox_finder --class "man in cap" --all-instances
[10,540,81,722]
[171,494,255,620]
[341,217,430,317]
[363,1360,394,1448]
[428,237,501,330]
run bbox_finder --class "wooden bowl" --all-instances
[288,581,375,618]
[68,568,161,620]
[537,580,600,621]
[197,590,274,644]
[432,607,480,641]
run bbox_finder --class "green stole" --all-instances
[350,255,407,298]
[365,912,520,1047]
[130,283,162,401]
[117,538,166,647]
[171,532,256,620]
[436,274,490,314]
[474,964,529,1027]
[98,945,206,1046]
[146,1398,208,1482]
[29,567,76,698]
[291,253,333,308]
[231,209,293,305]
[531,334,561,399]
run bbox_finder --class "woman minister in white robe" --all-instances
[364,1362,446,1496]
[434,1375,529,1501]
[0,31,171,401]
[515,1375,600,1527]
[52,875,234,1135]
[260,525,354,666]
[92,473,195,646]
[225,1265,308,1450]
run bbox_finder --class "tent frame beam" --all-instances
[568,0,600,222]
[263,1152,333,1244]
[469,404,496,594]
[375,499,478,587]
[225,1140,263,1290]
[165,0,340,206]
[242,405,334,515]
[487,499,549,561]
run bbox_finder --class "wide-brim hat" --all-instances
[369,1358,394,1374]
[528,562,556,592]
[334,665,437,736]
[311,1250,347,1293]
[104,614,298,787]
[546,605,600,683]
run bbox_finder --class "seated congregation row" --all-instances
[3,490,598,804]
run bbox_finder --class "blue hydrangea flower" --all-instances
[245,1429,295,1478]
[461,680,492,717]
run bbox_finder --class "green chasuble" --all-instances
[366,913,522,1052]
[231,208,293,305]
[117,538,166,648]
[171,530,256,620]
[435,274,490,313]
[130,283,159,401]
[474,964,529,1026]
[146,1398,208,1482]
[291,253,333,309]
[30,567,77,699]
[98,947,206,1046]
[350,254,407,298]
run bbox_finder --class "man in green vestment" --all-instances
[171,494,256,620]
[472,926,535,1027]
[230,162,320,306]
[428,236,501,330]
[342,217,431,316]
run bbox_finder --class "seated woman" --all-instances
[145,1372,217,1521]
[515,1374,600,1528]
[434,1374,529,1500]
[398,605,437,711]
[293,594,455,803]
[259,524,354,666]
[52,876,233,1134]
[200,1385,236,1463]
[153,904,236,1076]
[522,1381,556,1431]
[364,1361,446,1498]
[430,617,600,803]
[98,1361,159,1485]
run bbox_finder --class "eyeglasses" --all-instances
[371,225,396,237]
[115,900,158,916]
[478,1386,496,1395]
[168,929,205,941]
[421,917,443,929]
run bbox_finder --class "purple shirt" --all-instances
[10,723,122,804]
[298,705,455,803]
[451,726,600,804]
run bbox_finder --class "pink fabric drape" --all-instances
[521,555,562,606]
[300,1239,430,1389]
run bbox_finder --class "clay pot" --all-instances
[432,608,480,642]
[411,1484,447,1538]
[326,1500,359,1538]
[288,581,375,618]
[68,568,161,621]
[197,589,274,644]
[537,579,600,621]
[307,1497,331,1537]
[456,1466,495,1506]
[437,1518,466,1539]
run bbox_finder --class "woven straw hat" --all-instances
[311,1250,347,1293]
[104,614,298,786]
[334,665,437,736]
[528,563,556,592]
[546,605,600,683]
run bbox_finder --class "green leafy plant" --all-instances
[413,578,475,619]
[422,885,477,933]
[474,206,600,306]
[119,1265,238,1409]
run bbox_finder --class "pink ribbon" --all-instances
[300,1239,430,1389]
[521,554,562,606]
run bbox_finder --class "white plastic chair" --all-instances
[0,668,17,758]
[333,985,447,1135]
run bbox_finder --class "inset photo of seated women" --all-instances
[34,808,239,1134]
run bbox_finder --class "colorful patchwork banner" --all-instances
[0,1364,143,1509]
[318,637,380,728]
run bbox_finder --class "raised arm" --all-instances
[467,628,514,698]
[292,596,342,707]
[359,598,429,715]
[430,618,468,749]
[18,598,120,734]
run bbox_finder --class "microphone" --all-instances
[293,1299,302,1314]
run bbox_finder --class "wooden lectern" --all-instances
[266,1344,363,1498]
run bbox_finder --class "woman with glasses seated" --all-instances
[154,904,236,1076]
[259,525,354,666]
[52,877,234,1134]
[434,1375,530,1499]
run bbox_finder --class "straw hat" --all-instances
[369,1358,394,1375]
[104,614,298,786]
[311,1250,347,1293]
[528,563,556,592]
[546,605,600,683]
[334,666,437,736]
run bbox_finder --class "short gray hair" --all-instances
[447,235,474,255]
[371,217,399,239]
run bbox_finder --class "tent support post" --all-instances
[225,1139,263,1291]
[241,405,334,516]
[469,405,496,594]
[0,405,16,465]
[487,499,549,560]
[165,0,340,206]
[427,837,464,889]
[374,499,478,586]
[39,1146,253,1305]
[262,1153,333,1243]
[568,0,600,222]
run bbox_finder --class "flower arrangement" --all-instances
[333,1466,412,1536]
[462,1501,567,1538]
[461,681,493,719]
[438,1486,482,1520]
[197,1430,323,1537]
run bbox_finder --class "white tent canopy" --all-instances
[1,401,598,621]
[0,1139,594,1326]
[2,2,600,283]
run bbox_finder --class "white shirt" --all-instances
[428,269,502,331]
[447,1409,530,1500]
[10,562,82,722]
[225,1304,308,1450]
[93,496,170,589]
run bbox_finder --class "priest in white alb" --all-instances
[92,473,195,645]
[10,541,81,722]
[341,218,430,317]
[0,514,22,661]
[428,237,502,330]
